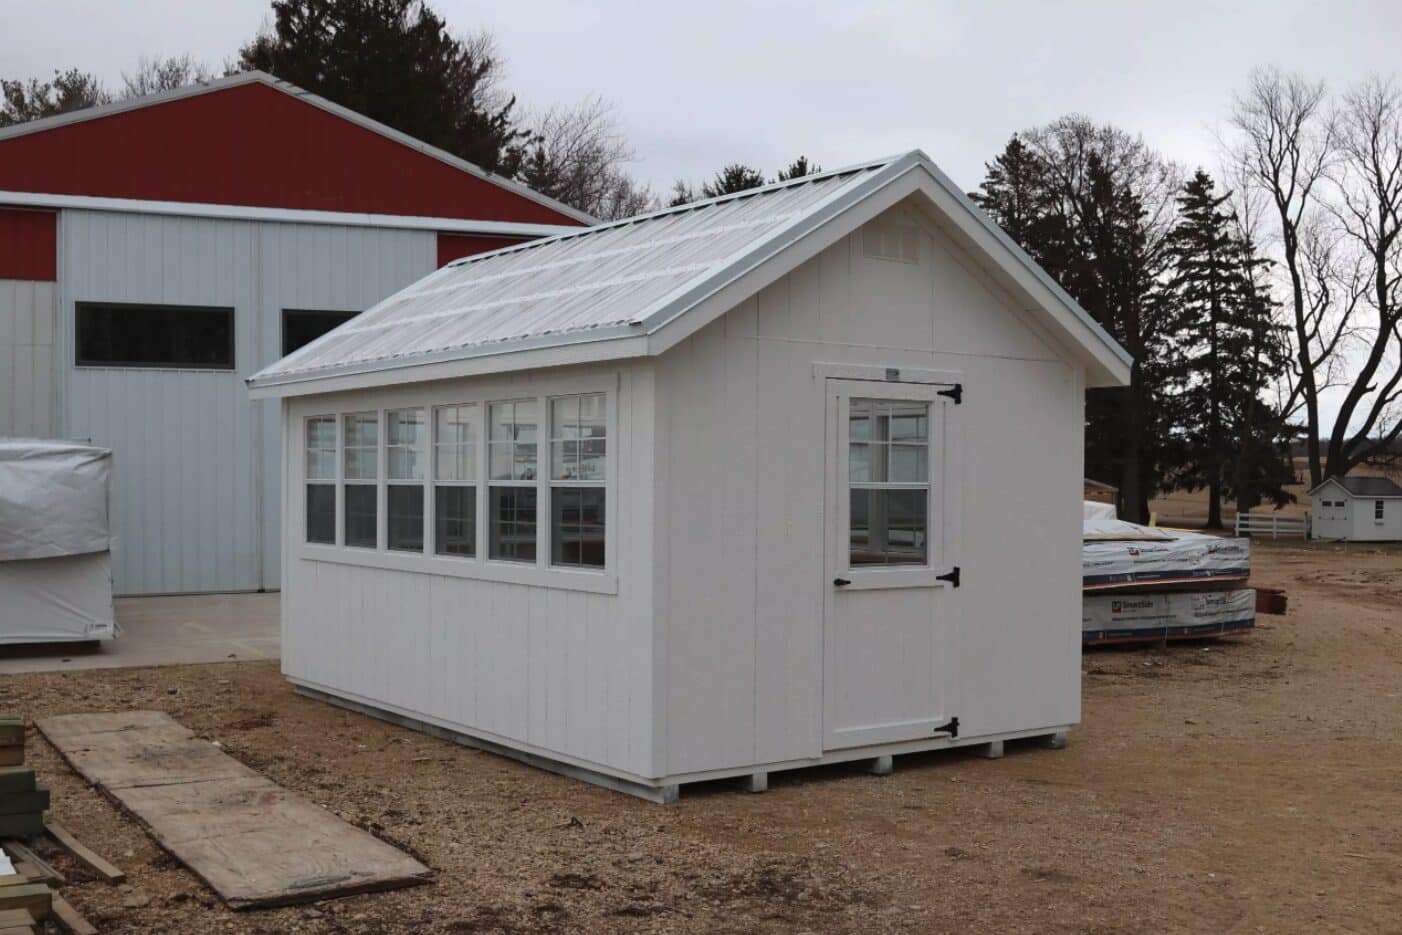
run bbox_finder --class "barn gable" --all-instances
[0,71,589,225]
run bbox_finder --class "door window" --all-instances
[848,398,930,566]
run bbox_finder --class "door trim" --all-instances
[820,374,962,750]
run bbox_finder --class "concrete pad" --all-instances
[0,592,279,674]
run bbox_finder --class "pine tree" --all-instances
[1162,170,1291,526]
[973,131,1177,521]
[240,0,529,174]
[701,164,766,198]
[776,156,820,181]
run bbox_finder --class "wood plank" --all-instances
[39,821,124,885]
[49,894,96,935]
[0,818,41,841]
[0,771,34,796]
[0,726,23,749]
[0,883,48,920]
[0,909,36,927]
[0,788,48,816]
[0,751,22,769]
[36,712,429,909]
[1,842,63,885]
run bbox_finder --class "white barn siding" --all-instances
[280,362,659,779]
[653,203,1085,776]
[57,209,434,594]
[0,279,56,437]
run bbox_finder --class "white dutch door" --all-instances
[823,378,959,750]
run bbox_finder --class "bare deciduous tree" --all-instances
[1229,67,1339,484]
[517,97,654,220]
[1325,76,1402,472]
[120,55,215,99]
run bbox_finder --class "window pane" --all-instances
[387,485,424,552]
[889,445,927,483]
[849,399,872,441]
[514,442,538,481]
[307,416,336,449]
[489,441,513,481]
[850,488,927,566]
[552,487,605,568]
[489,486,537,562]
[306,484,335,544]
[436,442,475,482]
[888,403,928,443]
[513,400,539,444]
[388,409,424,446]
[579,394,606,437]
[76,302,234,369]
[490,401,538,480]
[435,486,476,557]
[344,413,377,480]
[577,438,606,481]
[344,485,377,548]
[283,309,357,356]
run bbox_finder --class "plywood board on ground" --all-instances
[35,711,430,909]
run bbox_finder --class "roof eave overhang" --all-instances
[247,329,649,399]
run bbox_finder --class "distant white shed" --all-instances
[248,151,1133,801]
[1309,475,1402,541]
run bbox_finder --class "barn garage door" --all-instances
[822,377,961,749]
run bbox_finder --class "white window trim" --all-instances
[429,402,479,560]
[304,415,338,546]
[342,411,380,550]
[548,393,608,570]
[385,407,427,554]
[291,373,618,595]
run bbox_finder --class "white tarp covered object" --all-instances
[1083,500,1117,521]
[0,439,116,642]
[1083,589,1256,643]
[0,439,112,560]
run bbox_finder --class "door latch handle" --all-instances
[833,577,851,587]
[936,567,961,588]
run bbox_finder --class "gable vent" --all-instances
[863,221,919,264]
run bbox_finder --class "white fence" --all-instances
[1234,513,1310,539]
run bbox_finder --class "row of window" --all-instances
[1320,498,1388,521]
[75,303,358,369]
[305,394,607,570]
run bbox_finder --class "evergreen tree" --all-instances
[1162,170,1291,525]
[701,164,766,198]
[776,156,820,181]
[239,0,528,174]
[973,129,1178,521]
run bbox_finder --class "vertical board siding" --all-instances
[657,206,1083,775]
[0,279,56,436]
[281,362,656,779]
[60,209,434,594]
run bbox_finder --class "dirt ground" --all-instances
[3,541,1400,934]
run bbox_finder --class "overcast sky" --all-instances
[7,0,1401,434]
[7,0,1402,194]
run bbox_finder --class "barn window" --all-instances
[488,400,538,562]
[848,398,929,565]
[343,412,378,548]
[549,394,606,568]
[283,309,357,356]
[305,416,336,545]
[386,409,425,552]
[434,404,477,557]
[1377,499,1386,522]
[76,302,234,369]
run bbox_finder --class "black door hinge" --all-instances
[937,383,962,405]
[936,566,960,588]
[935,717,959,738]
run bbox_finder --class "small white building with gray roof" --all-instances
[248,150,1132,801]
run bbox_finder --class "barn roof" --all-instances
[248,149,1135,397]
[1311,475,1402,498]
[0,70,593,226]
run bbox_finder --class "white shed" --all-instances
[248,151,1133,801]
[1309,475,1402,541]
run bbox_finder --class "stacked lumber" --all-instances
[0,719,46,840]
[1081,515,1257,646]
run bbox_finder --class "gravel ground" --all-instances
[2,541,1399,933]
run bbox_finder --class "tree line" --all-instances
[4,3,1397,525]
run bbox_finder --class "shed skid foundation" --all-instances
[293,681,1070,804]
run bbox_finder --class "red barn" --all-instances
[0,71,588,594]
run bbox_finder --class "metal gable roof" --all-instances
[248,150,1134,394]
[0,71,594,226]
[1310,475,1402,498]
